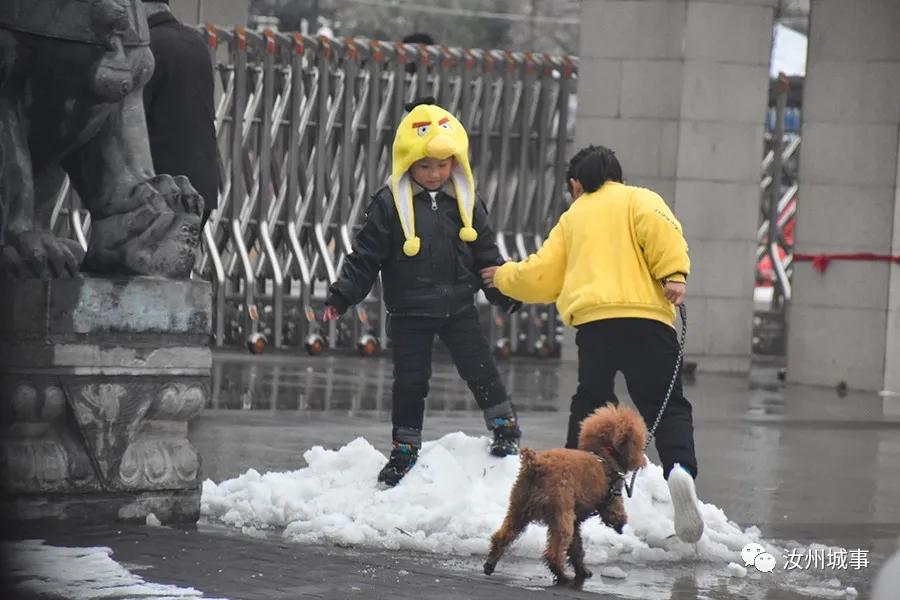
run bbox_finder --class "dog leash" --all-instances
[624,303,687,498]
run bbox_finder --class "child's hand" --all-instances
[480,266,499,288]
[322,305,341,322]
[663,281,686,305]
[506,300,523,314]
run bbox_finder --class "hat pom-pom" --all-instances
[459,227,478,242]
[403,237,421,256]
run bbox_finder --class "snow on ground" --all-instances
[3,539,225,600]
[202,432,858,598]
[202,432,756,563]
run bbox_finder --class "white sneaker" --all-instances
[668,464,704,543]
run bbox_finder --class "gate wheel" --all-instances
[247,332,267,354]
[357,334,378,357]
[305,334,325,356]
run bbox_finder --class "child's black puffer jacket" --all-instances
[326,185,520,318]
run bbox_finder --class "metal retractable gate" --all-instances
[51,29,578,357]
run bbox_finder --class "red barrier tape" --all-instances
[794,253,900,274]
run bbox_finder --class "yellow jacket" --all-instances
[494,181,690,328]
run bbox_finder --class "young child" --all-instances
[323,98,522,487]
[481,145,704,543]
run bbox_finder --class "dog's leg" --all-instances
[568,520,592,580]
[544,510,574,584]
[600,495,627,534]
[484,511,529,575]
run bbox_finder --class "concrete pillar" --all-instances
[787,0,900,391]
[574,0,775,371]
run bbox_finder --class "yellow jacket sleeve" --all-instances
[494,220,567,304]
[632,190,690,282]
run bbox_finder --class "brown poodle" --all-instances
[483,405,647,583]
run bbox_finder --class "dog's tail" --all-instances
[517,448,538,481]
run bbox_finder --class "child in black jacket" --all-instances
[324,99,522,487]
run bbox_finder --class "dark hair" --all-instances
[566,145,623,194]
[404,96,436,113]
[402,33,435,74]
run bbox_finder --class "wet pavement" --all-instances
[5,350,900,599]
[186,350,900,598]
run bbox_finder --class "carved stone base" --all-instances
[0,277,211,524]
[3,488,201,523]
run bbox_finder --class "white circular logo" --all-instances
[754,552,777,573]
[741,542,766,567]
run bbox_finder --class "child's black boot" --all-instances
[377,442,418,487]
[489,417,521,457]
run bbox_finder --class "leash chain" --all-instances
[625,303,687,498]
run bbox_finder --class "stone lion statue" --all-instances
[0,0,203,279]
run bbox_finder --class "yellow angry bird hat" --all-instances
[392,99,477,256]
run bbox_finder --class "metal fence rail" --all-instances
[752,77,800,358]
[757,76,800,310]
[52,29,578,357]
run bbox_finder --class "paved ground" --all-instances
[4,350,900,599]
[3,521,616,600]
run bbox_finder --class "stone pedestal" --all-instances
[0,277,211,524]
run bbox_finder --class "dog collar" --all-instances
[587,452,628,518]
[592,453,625,480]
[591,449,635,498]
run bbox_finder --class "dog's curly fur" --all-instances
[483,405,647,583]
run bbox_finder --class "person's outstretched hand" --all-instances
[480,266,499,289]
[323,305,341,322]
[664,281,686,305]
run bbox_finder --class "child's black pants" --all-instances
[565,317,697,478]
[389,305,515,447]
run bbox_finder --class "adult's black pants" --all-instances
[566,317,697,478]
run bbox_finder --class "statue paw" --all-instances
[82,174,204,279]
[1,232,84,279]
[150,174,204,218]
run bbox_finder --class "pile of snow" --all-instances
[145,513,163,527]
[3,539,224,599]
[202,433,759,564]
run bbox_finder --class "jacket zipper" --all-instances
[429,194,451,317]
